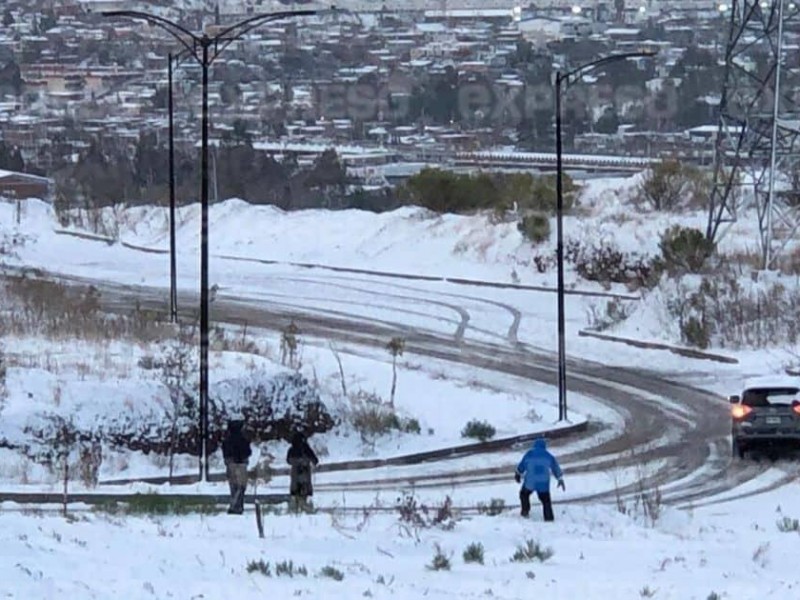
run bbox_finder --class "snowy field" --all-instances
[1,172,800,598]
[3,488,800,599]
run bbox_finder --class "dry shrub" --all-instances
[568,240,662,290]
[585,298,637,331]
[776,246,800,276]
[0,275,172,343]
[659,225,714,275]
[720,248,762,275]
[211,324,263,355]
[663,275,800,349]
[349,390,419,441]
[396,491,458,540]
[635,160,711,212]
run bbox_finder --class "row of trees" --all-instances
[47,136,584,218]
[50,145,711,223]
[398,168,576,216]
[50,136,369,214]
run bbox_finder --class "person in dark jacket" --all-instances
[515,437,565,521]
[286,432,319,512]
[222,418,251,515]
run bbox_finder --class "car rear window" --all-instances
[742,387,800,407]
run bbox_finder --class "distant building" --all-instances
[686,124,743,143]
[77,0,145,13]
[423,9,516,25]
[0,170,54,201]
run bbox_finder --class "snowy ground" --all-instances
[0,330,596,488]
[1,176,799,598]
[3,489,799,599]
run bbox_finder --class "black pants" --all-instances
[520,487,554,521]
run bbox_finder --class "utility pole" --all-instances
[103,8,320,481]
[553,50,657,422]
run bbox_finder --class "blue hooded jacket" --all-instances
[516,438,563,493]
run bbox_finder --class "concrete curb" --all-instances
[54,229,115,244]
[0,492,289,506]
[53,229,640,301]
[216,254,641,299]
[97,420,588,487]
[577,329,739,364]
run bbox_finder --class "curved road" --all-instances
[2,267,793,510]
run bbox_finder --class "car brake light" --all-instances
[732,404,753,419]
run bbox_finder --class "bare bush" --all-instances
[663,275,800,349]
[610,444,663,527]
[78,440,103,488]
[752,542,770,568]
[633,469,662,528]
[157,325,199,481]
[584,297,637,331]
[349,390,420,443]
[396,492,458,540]
[0,230,28,258]
[477,498,506,516]
[776,246,800,276]
[568,240,662,290]
[211,324,263,356]
[722,248,762,275]
[427,543,452,571]
[0,275,171,343]
[22,413,103,516]
[329,342,347,398]
[636,160,710,212]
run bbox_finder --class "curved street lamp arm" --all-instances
[102,11,200,61]
[560,50,657,87]
[172,46,194,65]
[210,10,317,62]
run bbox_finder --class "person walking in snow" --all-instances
[286,432,319,512]
[222,418,251,515]
[515,437,565,521]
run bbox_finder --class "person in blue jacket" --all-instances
[515,437,565,521]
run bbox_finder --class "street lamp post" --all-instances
[103,8,319,481]
[554,50,657,422]
[168,52,178,323]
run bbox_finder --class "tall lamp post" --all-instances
[554,50,657,422]
[166,48,200,323]
[167,51,178,323]
[102,8,319,481]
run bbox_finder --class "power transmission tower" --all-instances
[707,0,800,269]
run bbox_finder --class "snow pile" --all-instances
[212,369,336,442]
